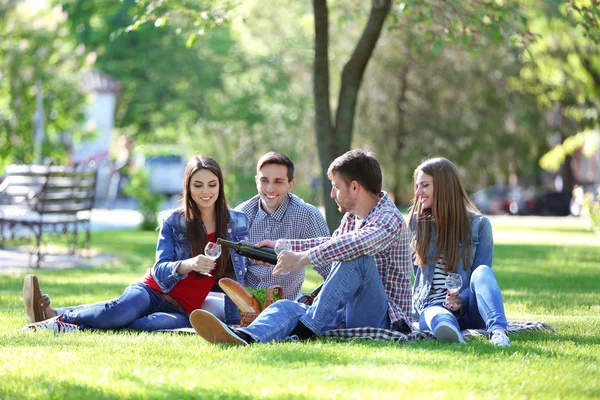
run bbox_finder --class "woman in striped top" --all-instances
[408,158,510,347]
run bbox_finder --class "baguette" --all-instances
[218,278,261,313]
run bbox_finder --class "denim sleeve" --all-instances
[459,216,494,314]
[151,220,189,293]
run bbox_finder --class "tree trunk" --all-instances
[561,154,575,194]
[313,0,392,231]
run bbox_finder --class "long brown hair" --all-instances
[181,155,231,278]
[408,157,480,272]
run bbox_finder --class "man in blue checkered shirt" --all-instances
[235,152,331,300]
[191,150,413,345]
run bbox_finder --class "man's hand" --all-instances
[272,250,310,276]
[255,240,276,248]
[445,290,461,312]
[250,240,277,265]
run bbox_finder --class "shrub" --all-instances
[123,168,163,231]
[582,187,600,233]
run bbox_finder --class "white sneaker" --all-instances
[22,315,79,333]
[434,321,466,344]
[489,328,511,347]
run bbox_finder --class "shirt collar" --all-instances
[347,191,388,227]
[256,192,292,222]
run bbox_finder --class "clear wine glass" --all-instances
[204,242,222,260]
[274,239,292,255]
[445,273,463,294]
[202,242,221,277]
[274,239,292,275]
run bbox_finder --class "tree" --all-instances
[109,0,532,228]
[355,31,547,206]
[311,0,532,228]
[517,0,600,190]
[0,1,90,171]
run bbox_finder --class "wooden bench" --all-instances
[0,162,98,268]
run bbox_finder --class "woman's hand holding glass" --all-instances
[445,273,462,311]
[187,242,221,277]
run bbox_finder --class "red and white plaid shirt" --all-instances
[292,192,412,329]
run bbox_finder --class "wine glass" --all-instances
[274,239,292,255]
[274,239,292,275]
[204,242,222,260]
[202,242,221,277]
[445,273,462,294]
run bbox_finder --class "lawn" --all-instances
[1,217,599,399]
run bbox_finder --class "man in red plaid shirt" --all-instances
[191,149,413,345]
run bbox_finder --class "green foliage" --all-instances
[582,186,600,232]
[517,0,600,180]
[356,25,547,202]
[566,0,600,43]
[0,1,90,170]
[540,128,600,172]
[123,168,163,230]
[388,0,535,55]
[246,287,282,310]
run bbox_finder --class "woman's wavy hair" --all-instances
[181,155,231,278]
[408,157,480,272]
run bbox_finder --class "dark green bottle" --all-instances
[217,238,278,264]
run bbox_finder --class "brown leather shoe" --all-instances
[23,275,48,323]
[189,309,248,345]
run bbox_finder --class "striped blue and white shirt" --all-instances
[427,256,448,304]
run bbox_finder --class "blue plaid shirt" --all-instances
[235,193,331,299]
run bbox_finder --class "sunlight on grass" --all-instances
[0,216,599,399]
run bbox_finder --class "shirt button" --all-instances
[244,237,248,240]
[178,234,183,239]
[228,228,232,233]
[235,257,239,261]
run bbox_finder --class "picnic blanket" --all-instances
[321,320,555,343]
[163,320,554,343]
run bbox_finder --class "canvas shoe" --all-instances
[189,309,249,345]
[22,315,79,333]
[489,328,511,347]
[23,275,52,323]
[434,321,466,344]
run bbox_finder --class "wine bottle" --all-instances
[295,283,323,305]
[217,238,278,264]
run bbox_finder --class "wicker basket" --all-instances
[239,285,284,327]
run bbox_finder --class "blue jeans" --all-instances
[419,265,508,334]
[239,256,391,343]
[59,282,190,331]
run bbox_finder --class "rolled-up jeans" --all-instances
[58,282,190,331]
[239,256,391,343]
[419,265,508,334]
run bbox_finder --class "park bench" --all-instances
[0,162,97,268]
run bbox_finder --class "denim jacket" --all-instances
[151,208,249,325]
[411,213,493,320]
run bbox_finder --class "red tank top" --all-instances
[141,232,217,313]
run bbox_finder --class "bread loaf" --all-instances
[218,278,261,313]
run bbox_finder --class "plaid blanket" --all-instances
[321,320,555,343]
[162,320,554,344]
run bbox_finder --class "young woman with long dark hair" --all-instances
[23,155,248,332]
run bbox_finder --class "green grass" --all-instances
[1,217,599,399]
